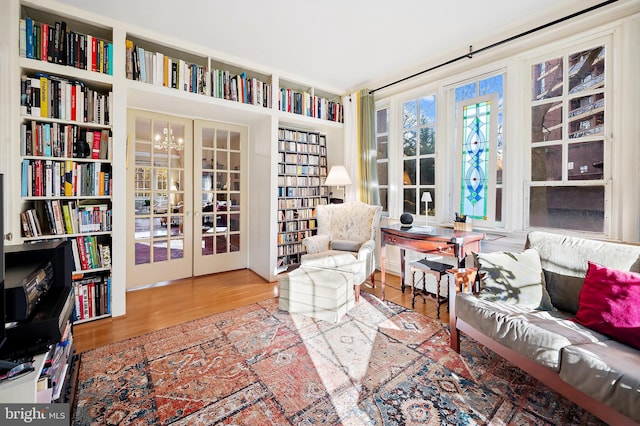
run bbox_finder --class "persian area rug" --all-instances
[73,293,604,425]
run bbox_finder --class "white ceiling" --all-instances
[55,0,614,94]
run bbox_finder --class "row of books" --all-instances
[211,69,272,108]
[278,129,325,143]
[21,159,111,198]
[279,89,344,123]
[21,121,110,160]
[125,40,208,95]
[280,153,322,165]
[20,200,111,238]
[71,236,111,271]
[278,186,323,198]
[72,274,111,321]
[277,175,323,187]
[20,74,112,125]
[37,321,73,402]
[19,17,113,75]
[124,40,274,109]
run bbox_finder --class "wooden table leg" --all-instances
[380,243,386,301]
[400,248,406,293]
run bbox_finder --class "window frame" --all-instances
[398,92,437,219]
[524,36,613,237]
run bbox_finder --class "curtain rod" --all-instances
[370,0,619,94]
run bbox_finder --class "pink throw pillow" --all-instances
[574,261,640,350]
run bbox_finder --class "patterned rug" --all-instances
[73,293,604,425]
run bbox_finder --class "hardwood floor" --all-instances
[73,269,450,353]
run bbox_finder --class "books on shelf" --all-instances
[20,120,111,160]
[125,39,209,95]
[71,273,111,321]
[21,159,111,198]
[210,69,272,107]
[19,17,113,75]
[20,74,112,125]
[125,39,273,108]
[20,200,112,239]
[279,88,343,122]
[70,235,111,271]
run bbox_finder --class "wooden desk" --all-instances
[380,224,485,300]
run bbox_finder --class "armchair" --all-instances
[301,201,382,287]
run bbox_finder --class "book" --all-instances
[51,200,65,235]
[91,130,101,159]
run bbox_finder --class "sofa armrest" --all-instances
[302,234,330,254]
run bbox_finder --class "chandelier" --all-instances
[154,127,184,151]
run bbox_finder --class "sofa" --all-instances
[449,231,640,425]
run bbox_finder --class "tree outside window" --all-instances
[402,95,436,216]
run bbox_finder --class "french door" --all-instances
[126,110,247,288]
[193,120,247,275]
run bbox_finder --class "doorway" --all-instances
[126,110,248,288]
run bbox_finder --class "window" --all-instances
[451,73,504,226]
[375,107,389,213]
[401,95,436,216]
[529,45,607,233]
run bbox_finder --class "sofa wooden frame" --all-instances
[448,279,639,426]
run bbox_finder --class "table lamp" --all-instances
[324,165,352,203]
[421,192,432,226]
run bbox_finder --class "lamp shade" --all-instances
[421,192,432,202]
[324,165,352,186]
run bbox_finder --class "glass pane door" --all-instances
[194,120,247,276]
[127,111,192,288]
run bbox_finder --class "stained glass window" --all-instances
[460,101,490,220]
[453,73,504,225]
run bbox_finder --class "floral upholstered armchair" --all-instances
[301,201,382,287]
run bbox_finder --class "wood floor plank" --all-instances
[73,269,450,353]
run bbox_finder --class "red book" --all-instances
[41,23,49,60]
[91,37,97,72]
[88,281,95,318]
[91,130,101,159]
[76,236,89,270]
[70,84,76,121]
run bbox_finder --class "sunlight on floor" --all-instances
[289,297,406,424]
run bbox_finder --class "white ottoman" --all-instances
[279,266,357,323]
[301,251,366,298]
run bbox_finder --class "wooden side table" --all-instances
[446,267,478,293]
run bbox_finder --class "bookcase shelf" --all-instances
[277,127,329,270]
[278,79,344,123]
[125,34,273,109]
[17,5,113,326]
[19,3,113,76]
[3,0,347,332]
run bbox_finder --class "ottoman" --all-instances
[279,265,357,323]
[300,251,366,301]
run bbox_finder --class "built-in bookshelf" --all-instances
[125,35,273,108]
[17,5,113,324]
[277,127,329,270]
[279,80,344,123]
[5,0,347,326]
